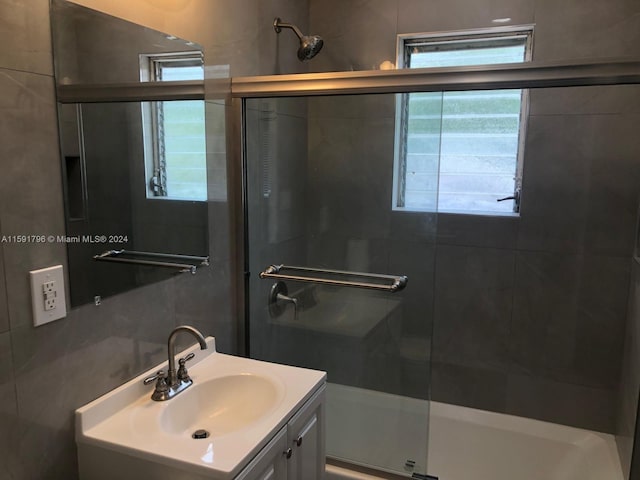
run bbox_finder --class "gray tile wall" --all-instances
[309,0,640,73]
[301,91,638,431]
[0,230,8,333]
[307,0,640,437]
[0,0,309,478]
[244,96,311,363]
[430,227,634,434]
[0,331,18,478]
[303,93,435,401]
[618,260,640,478]
[0,0,53,76]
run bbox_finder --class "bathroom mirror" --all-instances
[51,0,210,307]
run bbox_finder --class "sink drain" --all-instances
[192,429,210,439]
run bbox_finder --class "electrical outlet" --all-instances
[44,291,57,311]
[43,281,54,294]
[43,281,57,311]
[30,265,67,327]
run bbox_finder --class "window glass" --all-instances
[397,30,532,214]
[143,54,207,201]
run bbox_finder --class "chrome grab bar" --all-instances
[93,250,209,274]
[259,264,408,293]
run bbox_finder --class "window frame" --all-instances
[140,52,206,201]
[393,26,534,215]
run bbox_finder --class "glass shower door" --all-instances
[244,93,439,477]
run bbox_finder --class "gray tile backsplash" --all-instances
[0,331,20,478]
[9,279,177,478]
[174,266,235,353]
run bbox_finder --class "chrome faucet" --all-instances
[143,325,208,401]
[167,325,207,386]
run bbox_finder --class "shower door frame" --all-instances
[229,58,640,477]
[227,58,640,355]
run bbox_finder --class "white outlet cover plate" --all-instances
[29,265,67,327]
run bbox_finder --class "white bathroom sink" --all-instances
[76,337,325,479]
[160,373,283,436]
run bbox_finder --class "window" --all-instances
[141,53,207,201]
[394,27,533,214]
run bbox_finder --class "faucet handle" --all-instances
[181,352,195,363]
[143,370,171,401]
[177,353,195,381]
[142,370,167,390]
[143,370,166,386]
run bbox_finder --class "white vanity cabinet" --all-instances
[286,384,325,480]
[236,385,326,480]
[234,427,288,480]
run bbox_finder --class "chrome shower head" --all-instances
[297,34,324,61]
[273,17,324,61]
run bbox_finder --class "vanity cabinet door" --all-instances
[286,385,326,480]
[235,383,326,480]
[235,426,288,480]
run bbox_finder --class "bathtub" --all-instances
[325,383,623,480]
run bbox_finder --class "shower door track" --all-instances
[232,58,640,97]
[327,457,438,480]
[56,79,205,104]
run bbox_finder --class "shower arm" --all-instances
[273,18,304,40]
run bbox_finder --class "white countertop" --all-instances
[76,337,326,479]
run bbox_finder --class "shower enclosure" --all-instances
[244,92,435,476]
[237,62,640,479]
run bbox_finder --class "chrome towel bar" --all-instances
[94,250,209,274]
[259,264,408,293]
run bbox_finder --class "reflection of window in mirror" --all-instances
[141,52,206,201]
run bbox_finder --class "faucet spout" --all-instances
[167,325,207,387]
